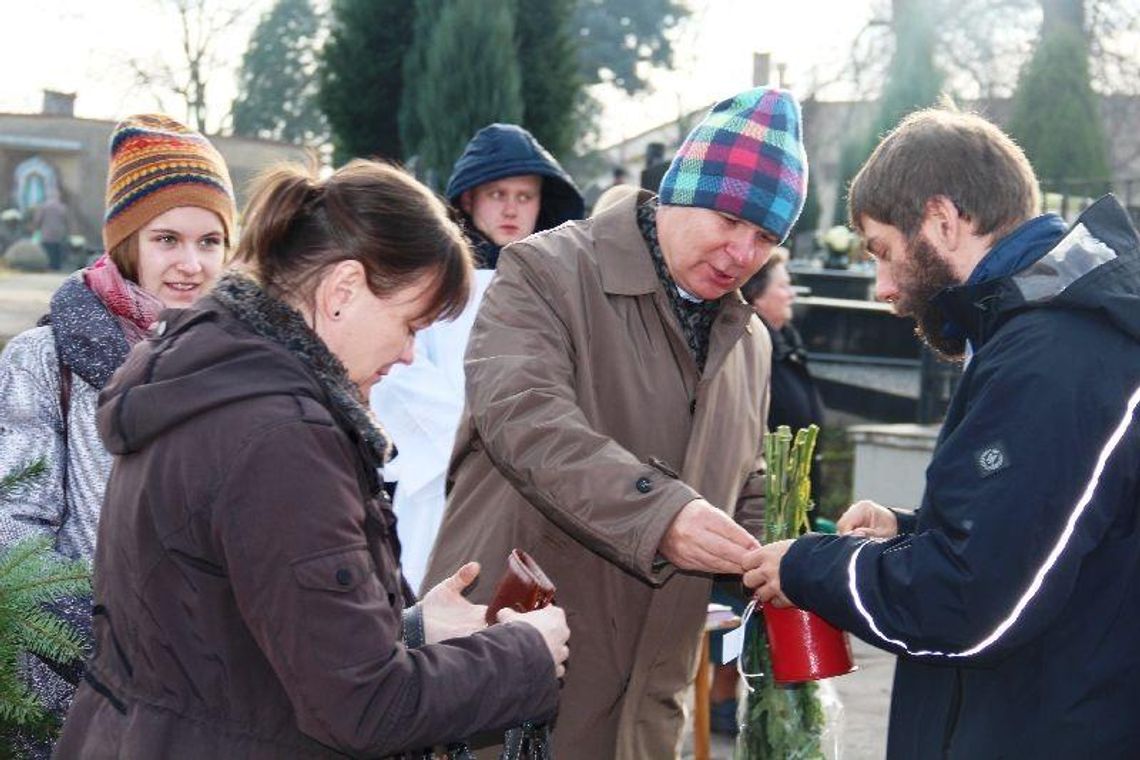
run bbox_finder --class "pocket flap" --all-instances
[292,546,374,593]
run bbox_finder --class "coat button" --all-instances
[336,568,353,586]
[689,399,697,414]
[635,477,652,494]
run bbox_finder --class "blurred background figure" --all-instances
[371,123,583,592]
[32,192,71,271]
[743,248,826,455]
[608,165,629,190]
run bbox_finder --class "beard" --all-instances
[895,234,967,361]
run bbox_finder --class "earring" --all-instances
[333,310,341,318]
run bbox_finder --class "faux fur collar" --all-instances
[211,272,392,465]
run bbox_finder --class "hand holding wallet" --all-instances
[485,549,556,625]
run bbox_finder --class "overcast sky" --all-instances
[1,0,877,145]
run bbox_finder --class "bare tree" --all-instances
[127,0,250,133]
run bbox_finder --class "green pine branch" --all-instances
[739,425,825,759]
[0,458,47,502]
[0,525,91,739]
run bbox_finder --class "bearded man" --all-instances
[743,107,1140,758]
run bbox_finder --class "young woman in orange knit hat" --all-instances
[0,113,236,757]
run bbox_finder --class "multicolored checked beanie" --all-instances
[103,114,236,253]
[658,87,808,242]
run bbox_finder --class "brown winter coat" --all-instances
[55,276,559,758]
[423,191,770,759]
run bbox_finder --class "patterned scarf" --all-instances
[83,253,164,345]
[637,198,720,372]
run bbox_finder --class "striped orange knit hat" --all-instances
[103,114,236,253]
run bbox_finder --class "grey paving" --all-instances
[0,270,67,344]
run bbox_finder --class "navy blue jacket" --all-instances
[446,124,583,268]
[783,196,1140,758]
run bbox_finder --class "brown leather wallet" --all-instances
[485,549,556,625]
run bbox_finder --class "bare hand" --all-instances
[741,540,794,607]
[420,562,488,644]
[658,499,761,574]
[499,605,570,679]
[836,500,899,539]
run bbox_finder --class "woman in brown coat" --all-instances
[56,161,568,758]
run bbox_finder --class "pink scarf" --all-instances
[83,254,165,345]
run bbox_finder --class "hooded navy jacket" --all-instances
[782,196,1140,758]
[446,124,583,267]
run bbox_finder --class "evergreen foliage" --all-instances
[0,460,90,749]
[1008,24,1111,194]
[408,0,524,184]
[398,0,448,163]
[319,0,415,164]
[232,0,327,145]
[572,0,689,94]
[515,0,581,159]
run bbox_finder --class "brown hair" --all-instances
[108,236,140,281]
[848,108,1040,241]
[741,247,789,303]
[235,160,472,323]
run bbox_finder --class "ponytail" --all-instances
[237,160,472,323]
[234,165,320,293]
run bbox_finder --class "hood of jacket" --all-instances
[97,273,391,465]
[936,195,1140,349]
[445,123,585,235]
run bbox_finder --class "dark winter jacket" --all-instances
[765,321,826,497]
[55,274,558,758]
[446,123,584,268]
[782,196,1140,758]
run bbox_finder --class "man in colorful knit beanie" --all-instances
[745,108,1140,757]
[423,87,808,759]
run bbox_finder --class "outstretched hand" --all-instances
[741,540,794,607]
[659,498,761,574]
[419,562,488,644]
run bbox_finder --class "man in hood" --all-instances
[371,125,583,592]
[744,107,1140,758]
[446,123,584,269]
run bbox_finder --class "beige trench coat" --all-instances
[423,191,770,759]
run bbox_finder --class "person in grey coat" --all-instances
[0,113,236,754]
